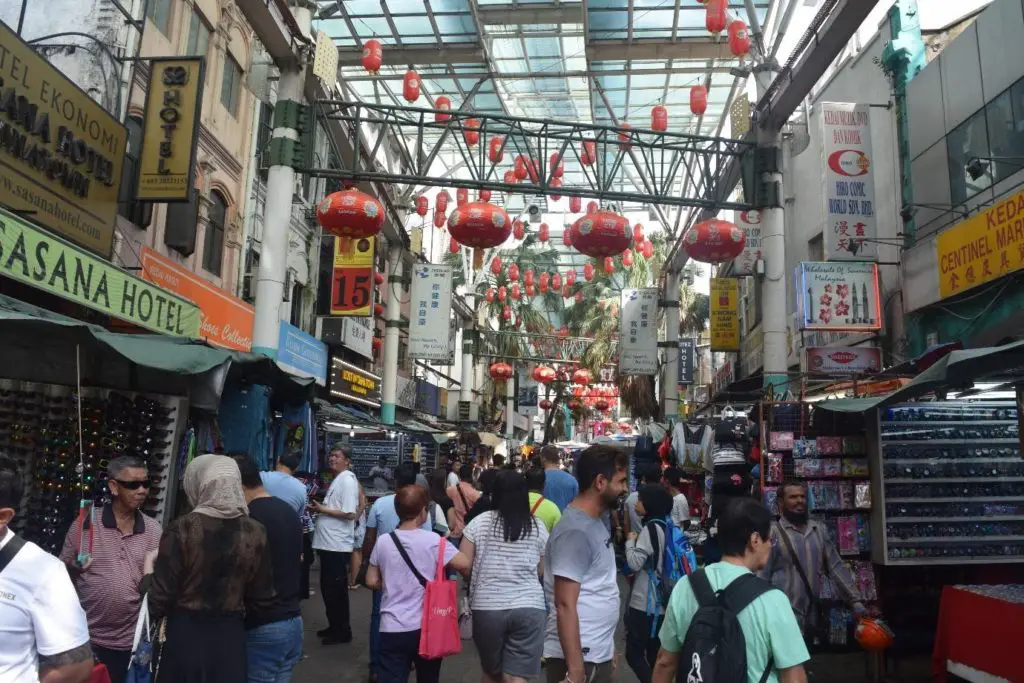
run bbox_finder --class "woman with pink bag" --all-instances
[365,485,471,683]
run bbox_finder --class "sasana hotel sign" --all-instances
[0,20,126,257]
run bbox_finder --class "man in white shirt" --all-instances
[0,456,93,683]
[665,467,691,530]
[311,448,360,645]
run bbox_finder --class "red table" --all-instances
[933,585,1024,682]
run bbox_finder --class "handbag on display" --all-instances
[125,594,153,683]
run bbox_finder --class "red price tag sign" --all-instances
[331,266,373,316]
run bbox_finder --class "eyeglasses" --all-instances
[114,479,150,490]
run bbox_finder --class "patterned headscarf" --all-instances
[183,454,248,519]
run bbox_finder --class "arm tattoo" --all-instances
[39,642,93,669]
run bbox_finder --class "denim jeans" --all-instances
[369,590,382,675]
[246,617,304,683]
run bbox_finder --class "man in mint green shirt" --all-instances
[653,498,809,683]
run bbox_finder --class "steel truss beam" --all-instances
[476,331,619,365]
[307,101,756,211]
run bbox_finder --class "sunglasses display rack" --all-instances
[4,381,186,555]
[873,400,1024,565]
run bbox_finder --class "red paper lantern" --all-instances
[374,272,385,286]
[490,362,514,381]
[583,263,595,281]
[562,229,572,247]
[489,136,505,164]
[539,399,552,410]
[372,337,383,352]
[596,399,610,411]
[575,290,584,304]
[485,287,495,303]
[435,95,451,123]
[497,286,507,302]
[633,224,644,243]
[511,283,521,300]
[562,284,571,299]
[362,39,383,73]
[728,20,751,57]
[513,155,528,180]
[513,220,525,240]
[449,238,460,253]
[623,249,634,267]
[572,368,592,386]
[538,223,549,242]
[539,272,550,291]
[524,269,534,286]
[501,305,512,321]
[433,209,446,228]
[456,187,469,207]
[463,118,480,146]
[415,196,428,217]
[525,283,535,297]
[533,366,556,383]
[402,69,420,102]
[651,104,668,132]
[706,0,727,34]
[550,177,562,201]
[316,189,385,239]
[551,272,562,290]
[569,196,582,213]
[448,202,512,249]
[642,240,655,260]
[586,201,598,214]
[582,140,597,165]
[373,303,385,316]
[683,218,746,263]
[490,256,502,275]
[479,189,491,202]
[436,191,450,212]
[690,85,708,116]
[617,123,632,150]
[504,170,517,185]
[508,263,520,281]
[603,256,614,274]
[526,158,540,184]
[568,210,632,258]
[567,399,581,411]
[566,269,576,286]
[550,152,564,178]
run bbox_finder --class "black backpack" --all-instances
[676,569,776,683]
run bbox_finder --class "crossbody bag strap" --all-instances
[530,496,545,514]
[455,484,471,513]
[775,523,817,616]
[0,533,26,574]
[389,532,427,587]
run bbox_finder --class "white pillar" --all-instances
[505,370,515,440]
[381,244,403,424]
[760,128,788,392]
[252,3,312,355]
[662,270,680,418]
[460,295,475,404]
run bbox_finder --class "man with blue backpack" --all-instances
[652,497,809,683]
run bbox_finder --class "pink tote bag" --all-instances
[418,536,462,659]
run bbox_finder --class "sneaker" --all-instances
[322,633,353,645]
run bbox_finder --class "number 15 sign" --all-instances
[331,236,376,316]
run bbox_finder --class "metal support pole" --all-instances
[381,244,403,425]
[663,270,680,417]
[505,373,515,441]
[252,2,312,355]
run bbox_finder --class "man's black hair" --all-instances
[0,455,23,512]
[395,462,418,488]
[459,463,474,482]
[778,479,807,499]
[664,466,684,489]
[525,468,545,492]
[717,497,773,556]
[574,445,627,492]
[278,452,302,472]
[229,453,264,489]
[636,462,661,485]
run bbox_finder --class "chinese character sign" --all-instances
[936,190,1024,299]
[618,288,659,375]
[820,103,877,261]
[678,338,695,385]
[733,210,762,276]
[710,278,740,352]
[409,264,453,361]
[796,262,881,331]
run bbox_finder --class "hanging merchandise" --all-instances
[508,263,520,281]
[706,0,727,34]
[550,178,562,200]
[316,189,385,241]
[651,104,668,132]
[569,210,632,257]
[488,136,505,163]
[604,256,614,274]
[514,155,528,180]
[435,95,451,122]
[569,196,582,213]
[538,223,549,242]
[489,362,514,380]
[436,191,450,212]
[728,20,751,57]
[362,38,383,72]
[584,262,594,281]
[683,218,745,262]
[403,69,420,102]
[618,123,632,149]
[550,152,564,177]
[463,118,480,146]
[456,187,469,207]
[479,189,491,202]
[690,85,708,116]
[415,196,428,217]
[513,220,525,240]
[447,202,511,248]
[582,140,597,165]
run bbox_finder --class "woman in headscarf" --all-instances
[145,454,275,683]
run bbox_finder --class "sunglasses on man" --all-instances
[115,479,151,490]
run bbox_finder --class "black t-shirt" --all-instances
[246,496,303,628]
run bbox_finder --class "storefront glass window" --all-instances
[947,108,992,205]
[204,191,227,276]
[985,90,1022,183]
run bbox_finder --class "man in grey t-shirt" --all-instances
[544,446,629,683]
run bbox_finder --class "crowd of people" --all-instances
[0,436,877,683]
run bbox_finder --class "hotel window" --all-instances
[146,0,172,36]
[186,9,211,57]
[221,55,243,118]
[204,191,227,276]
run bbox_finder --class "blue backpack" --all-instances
[646,517,698,615]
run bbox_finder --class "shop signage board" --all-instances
[415,380,440,416]
[712,361,735,399]
[330,237,375,316]
[0,20,126,256]
[599,365,616,383]
[139,247,252,350]
[935,190,1024,299]
[618,288,659,375]
[710,277,741,351]
[796,262,881,331]
[820,102,877,261]
[329,357,381,407]
[732,210,762,275]
[677,338,695,385]
[409,264,453,361]
[517,369,539,409]
[276,320,328,386]
[0,207,200,336]
[396,375,416,409]
[342,317,373,359]
[137,57,204,202]
[805,346,882,376]
[740,324,764,378]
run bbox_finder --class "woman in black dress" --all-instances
[147,454,275,682]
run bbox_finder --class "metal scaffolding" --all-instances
[476,330,618,365]
[308,100,756,211]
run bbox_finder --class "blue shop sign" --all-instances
[276,320,328,386]
[415,380,440,416]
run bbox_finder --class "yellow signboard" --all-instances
[138,57,204,202]
[0,207,201,336]
[331,236,376,316]
[936,191,1024,299]
[0,20,126,256]
[710,277,740,352]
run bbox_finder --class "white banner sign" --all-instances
[796,262,882,331]
[409,264,453,361]
[821,102,877,261]
[805,346,881,376]
[733,209,762,276]
[342,317,373,359]
[619,288,659,375]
